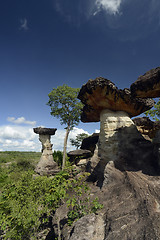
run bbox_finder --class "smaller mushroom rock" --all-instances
[67,149,92,164]
[33,127,59,176]
[78,77,154,122]
[130,67,160,98]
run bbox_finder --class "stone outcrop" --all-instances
[78,77,154,122]
[69,213,105,240]
[80,133,99,153]
[91,110,156,187]
[51,69,160,240]
[133,117,160,139]
[52,161,160,240]
[130,66,160,98]
[33,127,59,176]
[77,77,158,186]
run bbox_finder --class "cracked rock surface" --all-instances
[78,77,154,122]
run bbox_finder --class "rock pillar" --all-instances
[98,109,133,163]
[98,109,155,186]
[33,127,59,176]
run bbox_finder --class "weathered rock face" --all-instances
[54,161,160,240]
[78,77,154,122]
[34,131,59,176]
[98,110,133,163]
[133,117,160,139]
[96,110,157,187]
[130,67,160,98]
[153,130,160,169]
[69,213,105,240]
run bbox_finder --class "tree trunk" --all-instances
[62,125,70,170]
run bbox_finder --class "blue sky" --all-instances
[0,0,160,151]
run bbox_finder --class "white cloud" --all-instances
[95,129,100,133]
[53,0,122,25]
[7,117,36,126]
[0,125,40,152]
[19,18,29,31]
[95,0,122,15]
[51,127,90,151]
[0,123,97,152]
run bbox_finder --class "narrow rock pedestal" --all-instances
[33,127,59,176]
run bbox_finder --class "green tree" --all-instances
[70,133,89,149]
[145,98,160,121]
[47,84,83,170]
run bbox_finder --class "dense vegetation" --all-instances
[0,151,103,240]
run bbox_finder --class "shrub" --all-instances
[0,152,103,239]
[53,150,63,166]
[0,170,70,239]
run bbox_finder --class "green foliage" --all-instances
[47,84,83,169]
[70,133,89,149]
[53,150,63,166]
[66,173,103,226]
[145,98,160,120]
[0,151,41,165]
[47,84,83,129]
[0,152,103,239]
[0,170,70,239]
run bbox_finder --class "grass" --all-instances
[0,151,41,190]
[0,151,41,164]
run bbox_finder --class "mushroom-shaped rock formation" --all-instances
[78,77,154,122]
[33,127,59,176]
[130,67,160,98]
[67,149,92,165]
[78,77,157,186]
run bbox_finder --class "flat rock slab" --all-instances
[67,149,92,158]
[33,127,57,135]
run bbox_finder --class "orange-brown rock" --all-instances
[78,77,154,122]
[133,117,160,139]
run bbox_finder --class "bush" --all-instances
[0,152,103,239]
[53,150,63,166]
[0,170,70,239]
